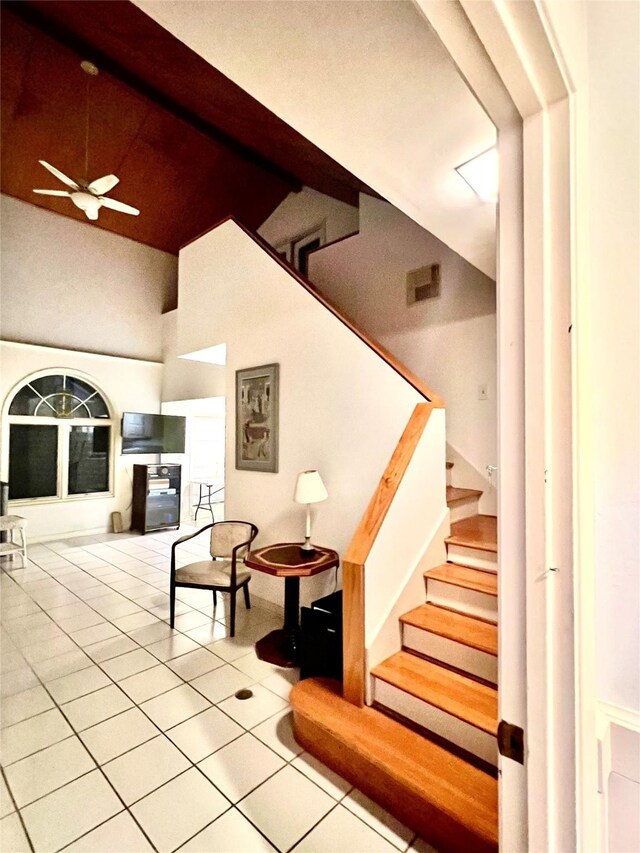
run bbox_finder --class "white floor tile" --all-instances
[57,611,105,633]
[184,622,229,646]
[70,622,121,647]
[209,623,274,663]
[100,648,158,681]
[46,664,112,704]
[4,735,95,807]
[0,667,40,698]
[261,668,300,701]
[342,789,415,850]
[95,600,142,620]
[80,706,159,764]
[291,752,353,801]
[166,706,244,763]
[61,684,134,731]
[128,621,175,646]
[190,664,253,704]
[131,767,229,853]
[118,664,184,704]
[146,634,201,662]
[251,709,304,761]
[20,769,122,851]
[0,685,54,729]
[32,648,93,682]
[102,735,190,805]
[233,651,281,681]
[20,633,77,664]
[0,812,31,852]
[1,708,74,765]
[179,806,276,852]
[218,684,288,729]
[0,775,14,818]
[112,611,161,633]
[238,765,334,852]
[65,811,155,852]
[198,733,285,803]
[150,602,192,621]
[140,684,211,731]
[85,634,139,662]
[293,803,399,853]
[166,647,224,681]
[171,611,213,632]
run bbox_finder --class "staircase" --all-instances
[291,464,499,851]
[371,488,498,772]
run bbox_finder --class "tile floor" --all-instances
[1,527,433,853]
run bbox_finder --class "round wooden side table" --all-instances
[245,543,339,667]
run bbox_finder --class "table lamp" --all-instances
[294,470,328,553]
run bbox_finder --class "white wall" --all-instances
[177,219,428,606]
[0,195,177,361]
[545,0,640,717]
[161,311,226,402]
[541,2,639,848]
[310,195,497,508]
[0,341,163,540]
[134,0,497,278]
[585,0,640,718]
[258,186,359,249]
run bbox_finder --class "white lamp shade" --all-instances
[294,470,328,504]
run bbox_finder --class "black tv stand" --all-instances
[131,464,181,534]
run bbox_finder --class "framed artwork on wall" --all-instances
[235,363,279,473]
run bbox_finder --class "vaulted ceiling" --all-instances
[1,1,373,255]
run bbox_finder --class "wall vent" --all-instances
[406,264,440,305]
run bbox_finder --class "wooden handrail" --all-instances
[342,402,434,706]
[181,216,444,407]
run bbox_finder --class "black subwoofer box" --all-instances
[300,590,343,681]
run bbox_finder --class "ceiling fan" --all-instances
[32,60,140,222]
[33,160,139,221]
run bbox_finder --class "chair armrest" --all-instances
[171,523,214,551]
[171,523,216,575]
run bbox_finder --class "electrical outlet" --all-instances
[478,384,488,400]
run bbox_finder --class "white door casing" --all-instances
[417,1,578,850]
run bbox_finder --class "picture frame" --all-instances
[235,363,279,473]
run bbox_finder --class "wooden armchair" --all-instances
[170,520,258,637]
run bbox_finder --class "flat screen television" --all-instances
[121,413,186,455]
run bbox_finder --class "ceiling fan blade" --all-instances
[99,196,140,216]
[33,189,71,197]
[38,160,80,191]
[88,174,119,196]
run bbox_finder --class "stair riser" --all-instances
[426,579,497,622]
[446,544,497,571]
[449,499,480,523]
[446,469,452,487]
[373,678,498,767]
[403,625,497,683]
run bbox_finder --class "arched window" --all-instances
[6,372,113,501]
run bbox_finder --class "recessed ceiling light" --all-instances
[455,147,498,203]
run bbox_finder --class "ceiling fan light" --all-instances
[70,191,101,218]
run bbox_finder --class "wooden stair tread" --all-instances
[291,677,498,851]
[372,651,498,734]
[425,563,498,596]
[446,486,482,506]
[446,515,497,553]
[401,603,497,655]
[446,461,454,469]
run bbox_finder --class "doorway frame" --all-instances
[417,1,594,850]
